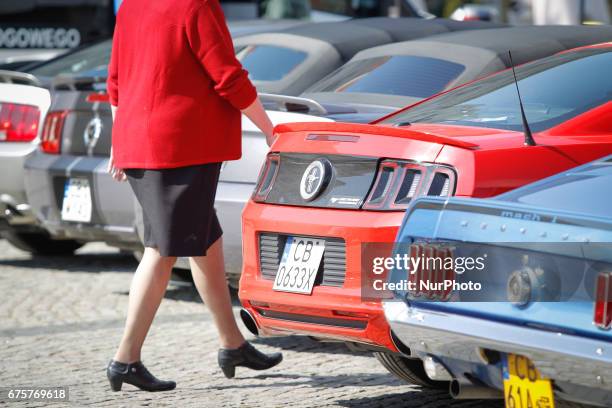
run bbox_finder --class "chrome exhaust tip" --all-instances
[239,308,259,336]
[449,378,503,399]
[423,355,453,381]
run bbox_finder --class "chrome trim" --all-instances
[384,301,612,392]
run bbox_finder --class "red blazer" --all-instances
[107,0,257,169]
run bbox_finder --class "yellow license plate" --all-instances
[503,354,555,408]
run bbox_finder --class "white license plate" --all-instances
[273,237,325,294]
[61,178,92,223]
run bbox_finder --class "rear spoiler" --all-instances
[259,93,328,116]
[0,70,41,86]
[53,75,107,91]
[273,122,479,150]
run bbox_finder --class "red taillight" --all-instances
[40,111,68,154]
[252,153,280,202]
[363,160,455,211]
[0,102,40,142]
[86,92,110,103]
[407,243,455,301]
[594,272,612,330]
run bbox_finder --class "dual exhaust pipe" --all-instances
[449,377,503,399]
[239,308,259,336]
[243,309,502,400]
[424,355,502,399]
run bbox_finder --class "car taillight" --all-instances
[594,272,612,330]
[363,160,455,210]
[0,102,40,142]
[86,92,110,103]
[40,111,68,154]
[407,243,455,301]
[252,153,280,202]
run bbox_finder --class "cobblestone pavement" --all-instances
[0,239,541,407]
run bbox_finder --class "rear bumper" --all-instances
[384,301,612,406]
[23,151,140,248]
[239,200,403,350]
[0,142,39,229]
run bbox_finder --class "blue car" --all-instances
[383,155,612,407]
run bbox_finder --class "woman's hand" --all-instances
[108,147,127,182]
[241,97,276,147]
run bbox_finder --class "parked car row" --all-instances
[2,17,514,283]
[0,17,611,407]
[238,42,612,407]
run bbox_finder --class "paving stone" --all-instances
[0,239,577,407]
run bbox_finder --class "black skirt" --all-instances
[125,163,223,257]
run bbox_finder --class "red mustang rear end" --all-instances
[239,44,612,384]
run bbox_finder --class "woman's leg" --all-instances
[189,236,245,349]
[114,247,177,363]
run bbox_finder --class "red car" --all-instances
[239,43,612,386]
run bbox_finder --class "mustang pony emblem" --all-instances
[300,159,331,201]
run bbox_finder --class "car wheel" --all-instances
[374,352,448,389]
[3,230,82,255]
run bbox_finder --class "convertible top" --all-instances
[273,17,506,60]
[304,24,612,108]
[420,25,612,67]
[357,25,612,79]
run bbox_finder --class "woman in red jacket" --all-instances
[105,0,281,392]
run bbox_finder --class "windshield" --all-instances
[307,55,465,98]
[237,44,307,81]
[379,48,612,132]
[28,40,112,77]
[499,159,612,218]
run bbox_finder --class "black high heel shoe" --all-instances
[106,360,176,392]
[218,342,283,379]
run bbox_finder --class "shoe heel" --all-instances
[108,375,123,391]
[221,364,235,379]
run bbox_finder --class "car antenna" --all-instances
[508,50,536,146]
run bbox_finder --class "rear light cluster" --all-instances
[407,243,455,301]
[252,153,280,202]
[363,160,455,210]
[252,155,456,209]
[40,111,68,154]
[594,272,612,330]
[86,92,110,103]
[0,102,40,142]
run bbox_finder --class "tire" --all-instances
[374,352,448,389]
[3,230,82,255]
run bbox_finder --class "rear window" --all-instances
[237,45,307,81]
[28,40,112,78]
[380,48,612,133]
[307,55,465,98]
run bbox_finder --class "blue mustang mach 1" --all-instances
[384,155,612,407]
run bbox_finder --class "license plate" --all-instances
[61,178,92,223]
[503,354,555,408]
[272,237,325,294]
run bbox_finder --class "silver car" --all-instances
[0,41,112,255]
